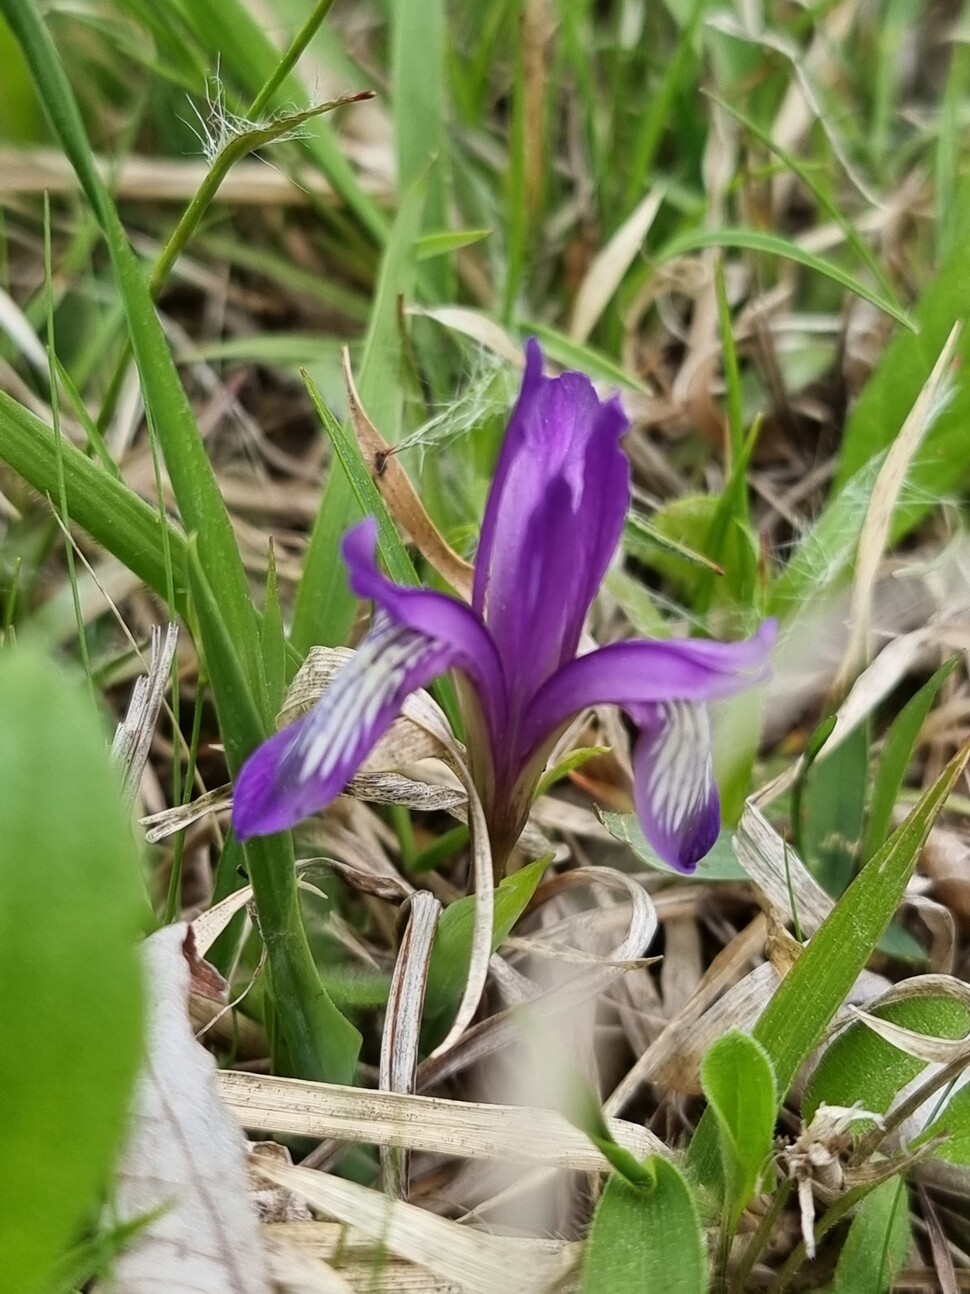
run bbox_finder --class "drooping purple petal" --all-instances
[233,519,510,840]
[472,339,630,703]
[629,701,720,873]
[343,518,508,745]
[232,616,460,839]
[520,621,777,757]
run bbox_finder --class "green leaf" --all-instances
[689,737,970,1185]
[0,391,189,622]
[0,0,266,696]
[424,856,552,1023]
[536,745,610,797]
[292,175,426,652]
[416,228,492,260]
[186,541,361,1083]
[600,814,748,881]
[0,649,145,1293]
[657,228,914,330]
[700,1031,777,1231]
[623,512,726,575]
[580,1159,709,1294]
[827,1178,911,1294]
[921,1084,970,1165]
[835,173,970,536]
[800,720,869,897]
[862,657,959,861]
[520,321,649,392]
[804,994,970,1125]
[567,1081,655,1190]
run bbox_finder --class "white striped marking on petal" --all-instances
[645,701,712,836]
[292,619,433,786]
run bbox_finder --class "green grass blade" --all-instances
[861,657,959,862]
[0,392,190,619]
[186,539,361,1082]
[292,175,426,653]
[392,0,450,296]
[657,228,914,330]
[0,0,264,691]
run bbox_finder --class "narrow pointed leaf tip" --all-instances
[232,341,775,877]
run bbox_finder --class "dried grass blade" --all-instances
[218,1070,661,1168]
[380,891,441,1197]
[569,189,665,343]
[112,622,178,807]
[838,323,962,687]
[252,1161,578,1294]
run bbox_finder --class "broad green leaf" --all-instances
[600,814,748,881]
[292,176,426,653]
[861,657,959,861]
[0,649,145,1293]
[657,228,914,329]
[827,1178,911,1294]
[641,495,758,613]
[921,1084,970,1165]
[424,856,552,1023]
[579,1159,709,1294]
[804,994,970,1125]
[690,737,970,1185]
[700,1030,777,1231]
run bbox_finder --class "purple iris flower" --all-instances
[232,341,774,874]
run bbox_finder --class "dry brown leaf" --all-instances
[343,349,474,599]
[98,923,272,1293]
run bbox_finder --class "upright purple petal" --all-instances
[520,622,777,757]
[629,701,720,873]
[472,340,630,705]
[233,616,458,839]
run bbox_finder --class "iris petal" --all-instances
[630,700,720,873]
[232,616,459,839]
[520,622,776,758]
[472,339,630,699]
[233,519,509,840]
